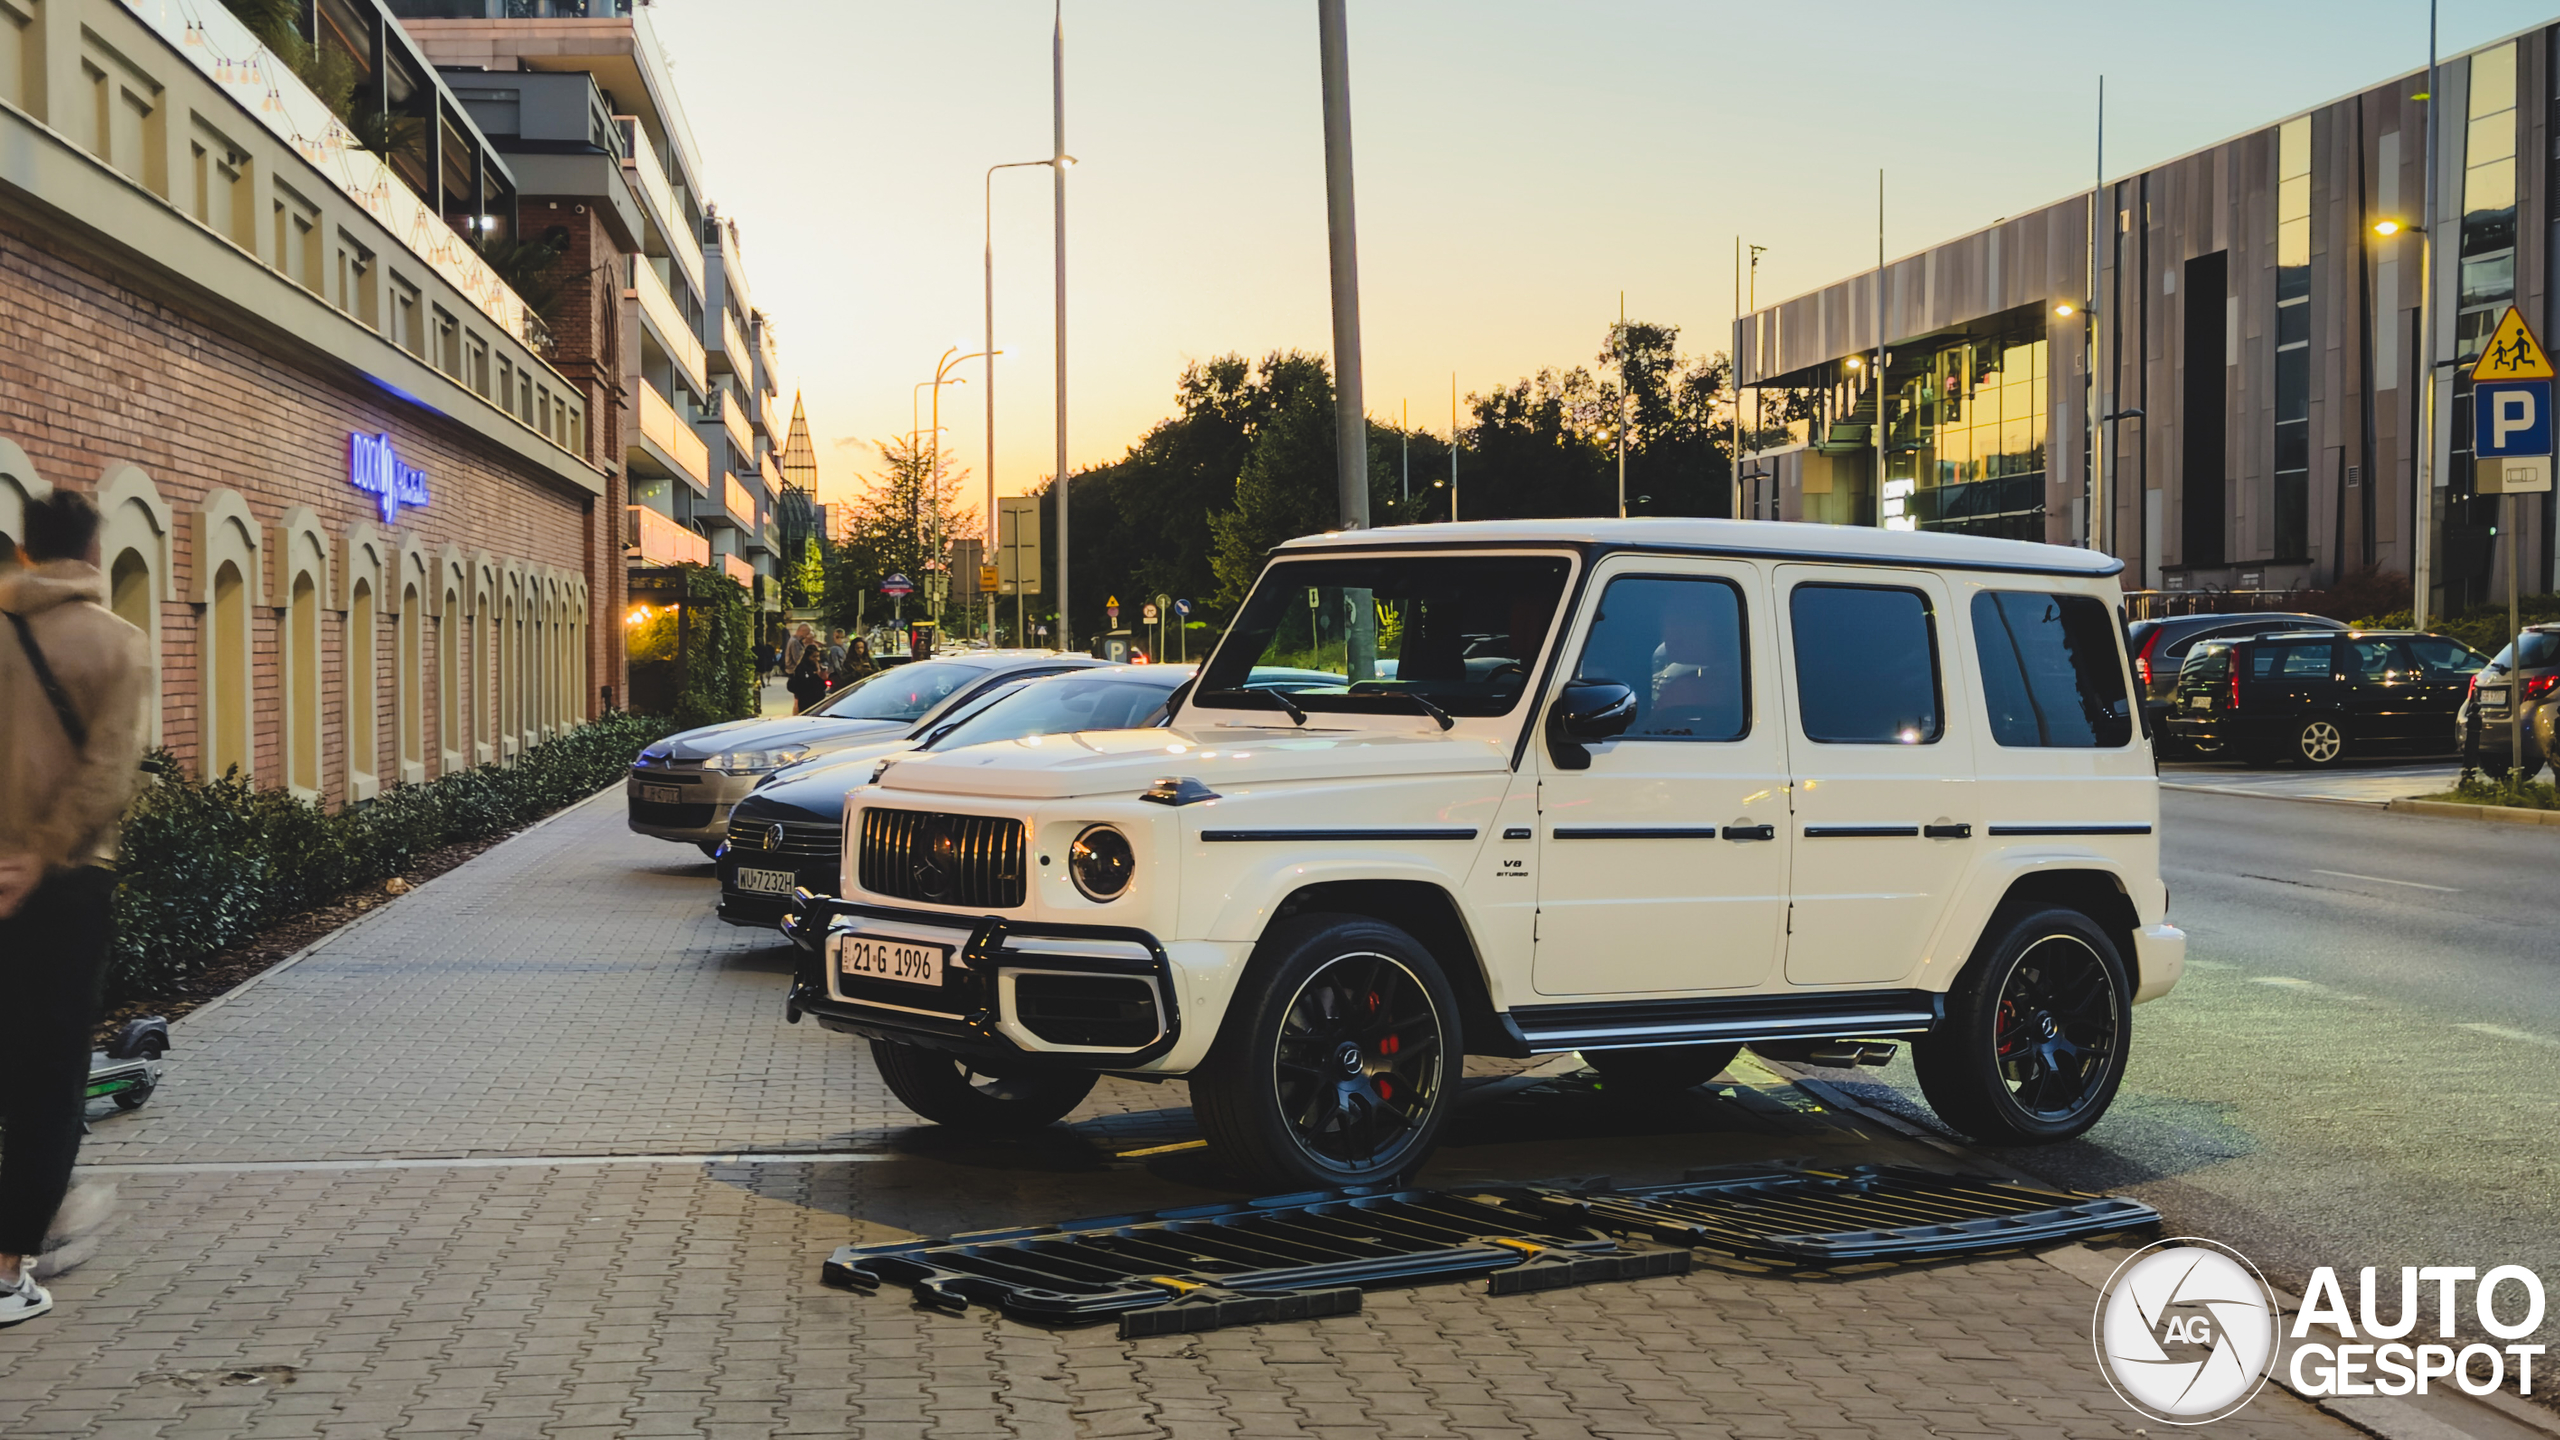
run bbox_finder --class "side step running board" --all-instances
[1506,990,1943,1052]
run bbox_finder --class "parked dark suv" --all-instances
[2458,624,2560,779]
[2127,612,2346,751]
[2167,629,2489,766]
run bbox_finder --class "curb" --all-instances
[2385,797,2560,827]
[2161,782,2399,809]
[171,781,627,1030]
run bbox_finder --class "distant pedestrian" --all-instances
[0,489,151,1327]
[783,622,814,675]
[786,641,827,714]
[824,629,851,690]
[845,637,876,682]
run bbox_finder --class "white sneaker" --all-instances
[0,1271,52,1326]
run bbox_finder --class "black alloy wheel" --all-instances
[1193,914,1461,1190]
[1914,906,2131,1145]
[869,1040,1098,1134]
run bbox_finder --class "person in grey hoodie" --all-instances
[0,489,150,1326]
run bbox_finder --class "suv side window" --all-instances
[2250,641,2337,680]
[2409,635,2489,674]
[1574,576,1749,741]
[2344,638,2414,683]
[1971,590,2133,747]
[1791,583,1942,744]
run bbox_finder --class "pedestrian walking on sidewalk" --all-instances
[0,489,151,1327]
[786,641,827,714]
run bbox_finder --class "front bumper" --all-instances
[627,768,759,844]
[784,894,1186,1070]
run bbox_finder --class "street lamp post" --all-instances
[986,156,1070,647]
[2414,0,2441,632]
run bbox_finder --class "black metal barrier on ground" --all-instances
[820,1165,2159,1337]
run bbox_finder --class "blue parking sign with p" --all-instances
[2475,380,2553,458]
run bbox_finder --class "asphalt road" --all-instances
[1835,784,2560,1295]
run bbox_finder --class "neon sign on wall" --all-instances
[349,432,431,525]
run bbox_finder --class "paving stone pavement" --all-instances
[0,788,2363,1438]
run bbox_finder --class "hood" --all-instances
[875,723,1509,801]
[644,714,910,763]
[749,739,918,801]
[0,560,106,615]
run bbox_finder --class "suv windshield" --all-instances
[1198,554,1572,718]
[931,673,1183,749]
[809,661,987,722]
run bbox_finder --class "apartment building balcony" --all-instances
[631,383,708,494]
[746,519,779,557]
[707,305,749,376]
[627,257,706,396]
[720,472,757,530]
[627,504,708,568]
[712,388,753,461]
[613,117,704,296]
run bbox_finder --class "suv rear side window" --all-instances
[1971,591,2133,747]
[1575,576,1748,741]
[1791,584,1941,744]
[2410,636,2486,673]
[2249,641,2336,680]
[2344,638,2414,682]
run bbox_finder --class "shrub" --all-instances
[107,711,673,1003]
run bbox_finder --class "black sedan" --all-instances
[714,665,1196,926]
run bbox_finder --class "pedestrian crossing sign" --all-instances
[2471,307,2555,381]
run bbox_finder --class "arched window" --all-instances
[288,574,320,794]
[209,561,251,781]
[501,591,519,761]
[399,580,423,782]
[436,606,457,776]
[348,578,378,795]
[98,464,172,746]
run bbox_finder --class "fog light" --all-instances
[1068,825,1134,902]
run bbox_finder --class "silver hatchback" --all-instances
[627,652,1104,852]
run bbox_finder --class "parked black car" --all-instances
[2166,629,2489,766]
[715,665,1196,927]
[2458,624,2560,780]
[2126,612,2346,749]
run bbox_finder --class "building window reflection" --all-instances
[2274,115,2312,559]
[1881,305,2049,540]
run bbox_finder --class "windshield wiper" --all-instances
[1368,691,1453,730]
[1201,688,1306,726]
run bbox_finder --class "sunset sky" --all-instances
[648,0,2554,523]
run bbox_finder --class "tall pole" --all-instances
[1318,0,1369,531]
[988,159,1052,647]
[2091,76,2107,555]
[1401,398,1409,507]
[1733,238,1743,519]
[2414,0,2440,630]
[1053,1,1071,652]
[1616,290,1628,518]
[1450,372,1459,521]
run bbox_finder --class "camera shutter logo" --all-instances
[2093,1239,2280,1424]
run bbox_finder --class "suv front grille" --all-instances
[726,816,840,862]
[857,808,1027,909]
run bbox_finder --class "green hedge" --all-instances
[108,711,673,1004]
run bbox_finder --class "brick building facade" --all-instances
[0,0,613,806]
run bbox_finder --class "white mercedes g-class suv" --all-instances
[784,519,2184,1189]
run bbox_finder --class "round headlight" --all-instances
[1067,825,1135,902]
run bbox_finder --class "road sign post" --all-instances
[996,496,1043,648]
[2470,305,2555,776]
[1173,597,1192,663]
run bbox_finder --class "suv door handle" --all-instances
[1721,823,1776,841]
[1922,823,1973,839]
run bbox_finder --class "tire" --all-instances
[112,1083,153,1111]
[2293,715,2347,767]
[1913,905,2132,1146]
[1191,913,1463,1191]
[1583,1043,1741,1094]
[869,1040,1097,1134]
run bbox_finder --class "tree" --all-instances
[821,435,973,634]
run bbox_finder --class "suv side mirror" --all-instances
[1546,680,1637,770]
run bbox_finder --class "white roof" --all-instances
[1273,517,2122,576]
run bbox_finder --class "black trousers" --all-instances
[0,865,113,1255]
